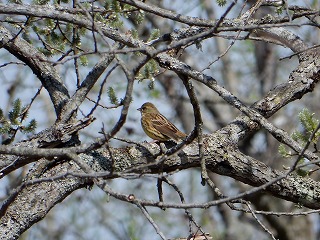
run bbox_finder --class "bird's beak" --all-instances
[137,107,141,112]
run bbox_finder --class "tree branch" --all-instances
[0,25,70,117]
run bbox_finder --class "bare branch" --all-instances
[0,25,70,116]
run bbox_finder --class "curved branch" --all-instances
[0,161,85,239]
[58,43,120,123]
[0,2,319,238]
[0,25,69,117]
[0,3,312,53]
[1,132,320,239]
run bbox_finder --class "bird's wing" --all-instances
[150,113,186,140]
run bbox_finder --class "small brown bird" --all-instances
[137,102,187,141]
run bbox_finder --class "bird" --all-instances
[137,102,187,141]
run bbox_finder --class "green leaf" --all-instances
[147,29,160,42]
[0,122,11,134]
[33,0,50,6]
[78,27,87,36]
[134,11,145,25]
[137,59,159,81]
[22,119,37,133]
[281,108,320,158]
[110,0,121,12]
[278,144,289,157]
[107,87,119,105]
[276,6,284,15]
[131,29,138,39]
[149,89,160,98]
[50,31,61,45]
[79,55,89,66]
[216,0,226,7]
[294,108,320,145]
[109,13,124,28]
[298,108,319,134]
[296,168,309,177]
[8,99,21,125]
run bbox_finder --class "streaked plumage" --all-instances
[137,102,187,141]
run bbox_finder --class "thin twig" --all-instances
[246,202,277,240]
[86,63,119,117]
[135,203,167,240]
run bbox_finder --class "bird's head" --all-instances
[137,102,159,114]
